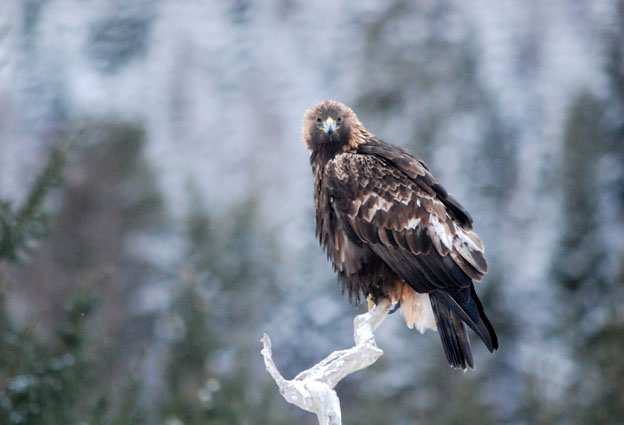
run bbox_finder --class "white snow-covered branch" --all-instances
[260,299,392,425]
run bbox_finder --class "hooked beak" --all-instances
[321,117,337,136]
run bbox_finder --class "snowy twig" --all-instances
[260,299,392,425]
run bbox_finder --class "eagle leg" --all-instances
[388,301,401,315]
[367,294,375,311]
[367,293,400,315]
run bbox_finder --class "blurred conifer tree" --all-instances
[160,191,292,425]
[552,3,624,421]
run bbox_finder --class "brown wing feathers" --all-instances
[325,153,485,288]
[357,140,475,230]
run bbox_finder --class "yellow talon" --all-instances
[367,294,375,311]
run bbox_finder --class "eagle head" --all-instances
[303,100,361,154]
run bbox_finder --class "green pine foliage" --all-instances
[554,93,608,325]
[0,120,158,425]
[0,147,64,261]
[553,89,624,421]
[159,191,292,425]
[0,294,95,425]
[560,7,624,418]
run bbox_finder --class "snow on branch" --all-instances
[260,299,392,425]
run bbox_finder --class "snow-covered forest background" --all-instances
[1,1,623,424]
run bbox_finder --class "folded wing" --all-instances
[325,152,487,292]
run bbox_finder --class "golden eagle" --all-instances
[303,100,498,369]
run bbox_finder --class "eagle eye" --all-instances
[336,116,343,124]
[316,117,322,123]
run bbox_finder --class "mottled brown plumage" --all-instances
[303,100,498,369]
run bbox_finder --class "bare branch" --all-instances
[260,299,392,425]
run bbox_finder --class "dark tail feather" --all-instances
[469,284,499,351]
[430,286,499,368]
[429,292,474,369]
